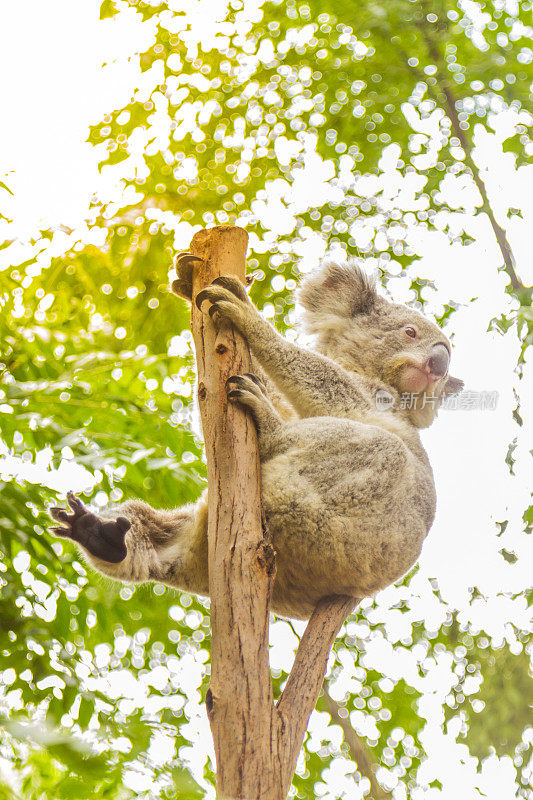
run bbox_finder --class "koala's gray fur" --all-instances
[50,260,463,619]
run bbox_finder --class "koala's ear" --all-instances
[442,375,464,396]
[297,260,379,319]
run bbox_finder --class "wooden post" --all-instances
[189,226,277,798]
[186,225,356,799]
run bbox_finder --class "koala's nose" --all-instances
[428,344,450,378]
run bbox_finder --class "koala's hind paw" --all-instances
[171,252,205,300]
[49,492,130,564]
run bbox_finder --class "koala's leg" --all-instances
[225,373,284,459]
[49,492,208,595]
[196,277,373,419]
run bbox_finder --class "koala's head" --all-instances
[297,260,464,428]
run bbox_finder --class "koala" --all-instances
[50,259,463,620]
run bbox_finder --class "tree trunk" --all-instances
[189,226,276,798]
[187,225,356,799]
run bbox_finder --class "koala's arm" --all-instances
[49,493,208,594]
[195,277,374,419]
[252,332,372,419]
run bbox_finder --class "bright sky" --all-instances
[0,2,531,798]
[0,0,152,236]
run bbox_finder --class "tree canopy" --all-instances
[0,1,531,798]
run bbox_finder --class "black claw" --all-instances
[208,303,220,319]
[176,252,204,266]
[243,373,265,389]
[195,289,210,311]
[175,253,204,295]
[67,492,85,515]
[171,279,192,299]
[48,495,129,564]
[211,275,247,300]
[227,390,243,401]
[50,526,70,537]
[49,507,69,523]
[226,375,248,389]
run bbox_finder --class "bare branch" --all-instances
[324,690,393,800]
[417,22,524,292]
[277,596,357,794]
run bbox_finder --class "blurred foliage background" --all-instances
[0,0,531,798]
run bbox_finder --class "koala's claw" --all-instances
[49,491,87,528]
[171,252,205,300]
[171,279,192,300]
[208,302,221,320]
[49,492,130,564]
[211,275,248,301]
[195,276,249,311]
[66,491,85,514]
[176,252,204,268]
[225,375,245,391]
[195,287,212,312]
[243,373,267,395]
[226,373,268,405]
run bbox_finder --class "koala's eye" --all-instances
[404,326,418,339]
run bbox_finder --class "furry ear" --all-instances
[297,260,379,319]
[442,376,464,396]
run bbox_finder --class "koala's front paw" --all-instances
[171,254,256,301]
[225,373,281,435]
[195,276,255,331]
[49,492,130,564]
[226,372,268,403]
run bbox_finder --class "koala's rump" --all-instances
[261,417,431,619]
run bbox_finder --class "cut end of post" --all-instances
[191,225,249,284]
[189,225,250,334]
